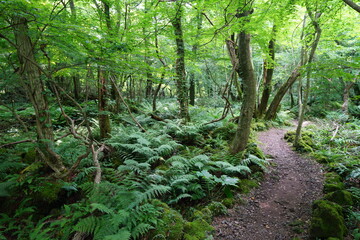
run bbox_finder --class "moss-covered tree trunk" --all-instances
[12,16,66,174]
[172,2,190,123]
[230,29,257,154]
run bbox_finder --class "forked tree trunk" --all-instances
[172,2,190,122]
[12,16,66,174]
[230,30,257,154]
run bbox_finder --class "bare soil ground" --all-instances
[213,126,324,240]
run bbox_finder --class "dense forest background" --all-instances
[0,0,359,239]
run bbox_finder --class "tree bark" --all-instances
[230,29,257,154]
[12,16,66,174]
[73,75,81,100]
[98,68,111,139]
[342,81,355,115]
[342,0,360,13]
[294,11,322,147]
[264,67,301,120]
[171,2,190,122]
[257,26,276,117]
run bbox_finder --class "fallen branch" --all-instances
[0,139,35,148]
[330,124,340,141]
[91,144,106,184]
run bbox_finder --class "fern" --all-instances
[131,223,153,239]
[74,216,102,236]
[103,229,131,240]
[242,154,269,170]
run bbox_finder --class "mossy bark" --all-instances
[230,13,257,154]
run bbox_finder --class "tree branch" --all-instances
[342,0,360,13]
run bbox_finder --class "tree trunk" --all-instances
[257,27,276,117]
[98,68,111,139]
[342,81,355,115]
[12,16,66,174]
[171,2,190,123]
[73,75,81,100]
[230,29,257,154]
[264,67,301,120]
[189,73,195,106]
[294,11,322,147]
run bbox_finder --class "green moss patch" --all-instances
[284,130,316,152]
[184,218,214,240]
[310,200,346,240]
[150,202,185,240]
[324,190,353,206]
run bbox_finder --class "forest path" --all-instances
[213,126,324,240]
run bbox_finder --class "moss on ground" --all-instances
[310,200,346,240]
[284,130,316,152]
[150,201,185,240]
[183,218,214,240]
[324,190,353,206]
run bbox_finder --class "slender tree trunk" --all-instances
[257,26,276,117]
[98,68,111,139]
[189,11,202,106]
[12,16,66,174]
[73,75,81,100]
[230,28,257,154]
[294,11,322,146]
[342,81,355,115]
[265,67,301,120]
[189,73,195,106]
[171,2,190,122]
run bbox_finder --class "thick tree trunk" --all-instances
[172,3,190,122]
[98,68,111,139]
[230,30,257,154]
[13,16,66,174]
[257,29,276,117]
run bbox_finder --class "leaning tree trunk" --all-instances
[230,30,257,154]
[12,16,66,174]
[172,2,190,123]
[264,67,301,120]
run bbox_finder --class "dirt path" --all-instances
[213,127,324,240]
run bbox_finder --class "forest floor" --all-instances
[213,124,324,240]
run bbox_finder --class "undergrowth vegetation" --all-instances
[0,99,270,240]
[285,111,360,239]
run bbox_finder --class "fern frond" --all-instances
[131,223,153,239]
[103,228,131,240]
[74,216,102,235]
[90,203,114,215]
[168,193,192,204]
[155,144,174,157]
[224,165,251,175]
